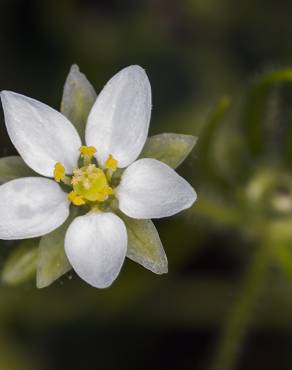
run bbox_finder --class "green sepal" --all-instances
[2,239,39,286]
[118,212,168,274]
[140,133,197,169]
[36,207,79,288]
[0,156,35,183]
[61,64,97,142]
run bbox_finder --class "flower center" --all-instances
[72,164,113,202]
[53,146,118,207]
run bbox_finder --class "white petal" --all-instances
[1,91,81,177]
[0,177,70,240]
[117,158,197,219]
[64,212,127,289]
[85,65,151,168]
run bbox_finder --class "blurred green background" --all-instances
[2,1,292,369]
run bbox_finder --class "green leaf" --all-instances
[242,69,292,158]
[267,219,292,282]
[140,133,197,169]
[2,239,39,285]
[36,208,79,288]
[119,213,168,274]
[274,242,292,281]
[0,156,35,182]
[199,96,231,173]
[61,64,97,142]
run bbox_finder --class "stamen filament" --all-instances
[105,154,118,171]
[105,154,118,181]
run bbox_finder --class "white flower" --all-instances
[0,65,196,288]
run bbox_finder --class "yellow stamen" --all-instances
[54,162,65,183]
[68,191,86,206]
[105,154,118,171]
[94,186,113,202]
[79,146,96,159]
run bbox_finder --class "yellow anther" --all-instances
[79,146,96,159]
[105,186,113,195]
[105,154,118,171]
[68,191,86,206]
[94,186,113,202]
[54,162,65,183]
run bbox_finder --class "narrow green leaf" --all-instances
[2,239,39,285]
[199,96,231,171]
[61,64,97,141]
[274,242,292,281]
[119,213,168,274]
[36,208,79,288]
[140,133,197,169]
[0,156,35,183]
[268,220,292,281]
[242,69,292,157]
[195,96,236,190]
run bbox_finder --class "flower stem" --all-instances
[193,196,242,228]
[209,239,271,370]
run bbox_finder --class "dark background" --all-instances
[1,1,292,370]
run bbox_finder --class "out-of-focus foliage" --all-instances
[1,1,292,370]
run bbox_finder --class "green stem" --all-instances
[209,239,271,370]
[194,196,242,228]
